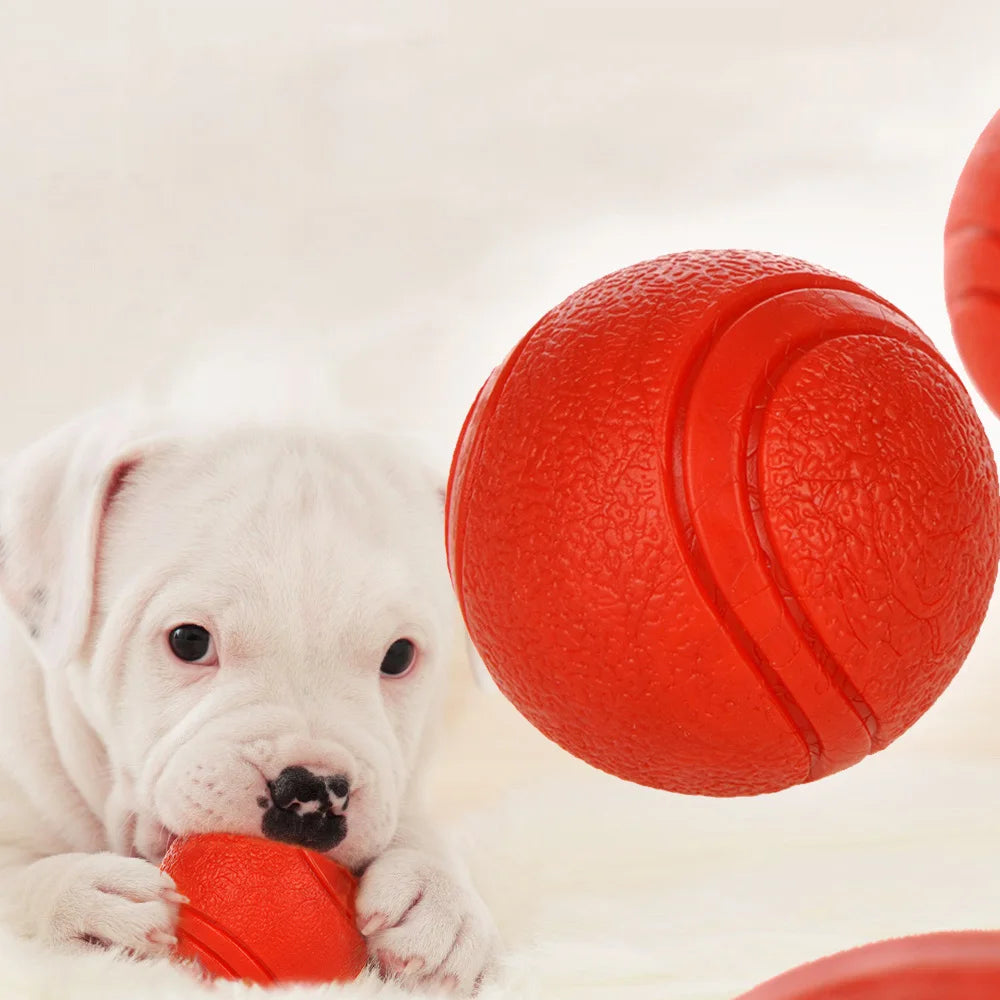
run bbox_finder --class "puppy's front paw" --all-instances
[357,848,500,996]
[11,852,184,958]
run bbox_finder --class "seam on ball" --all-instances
[946,287,1000,309]
[177,904,277,983]
[666,285,830,774]
[176,927,245,980]
[944,223,1000,244]
[744,328,965,758]
[668,288,953,777]
[743,330,882,748]
[298,847,355,927]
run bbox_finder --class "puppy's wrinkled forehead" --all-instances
[97,426,448,636]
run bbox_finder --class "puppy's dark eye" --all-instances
[380,638,416,677]
[168,624,216,664]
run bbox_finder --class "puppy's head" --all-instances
[0,406,457,871]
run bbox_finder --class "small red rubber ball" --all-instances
[735,930,1000,1000]
[161,833,367,986]
[945,108,1000,416]
[446,250,1000,796]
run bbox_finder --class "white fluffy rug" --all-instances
[5,607,999,1000]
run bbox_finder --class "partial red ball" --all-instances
[446,250,1000,796]
[735,930,1000,1000]
[161,833,367,986]
[945,108,1000,415]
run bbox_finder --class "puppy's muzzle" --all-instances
[259,765,350,852]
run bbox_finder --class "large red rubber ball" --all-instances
[946,108,1000,416]
[161,833,367,986]
[734,930,1000,1000]
[446,250,1000,796]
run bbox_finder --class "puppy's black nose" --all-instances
[260,765,350,852]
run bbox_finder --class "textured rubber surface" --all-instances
[945,108,1000,416]
[446,249,1000,796]
[734,930,1000,999]
[161,833,366,985]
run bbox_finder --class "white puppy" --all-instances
[0,397,499,995]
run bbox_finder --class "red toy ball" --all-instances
[734,930,1000,1000]
[161,833,367,986]
[446,249,1000,796]
[945,108,1000,416]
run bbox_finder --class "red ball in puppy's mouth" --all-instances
[161,832,366,986]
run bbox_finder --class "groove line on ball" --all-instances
[670,292,952,776]
[179,904,277,983]
[944,226,1000,307]
[743,330,882,747]
[742,326,960,757]
[297,847,356,926]
[946,287,1000,309]
[943,223,1000,245]
[666,285,831,772]
[176,927,244,980]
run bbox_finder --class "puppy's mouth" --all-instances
[137,767,354,861]
[157,820,346,859]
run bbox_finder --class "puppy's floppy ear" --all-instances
[0,404,154,667]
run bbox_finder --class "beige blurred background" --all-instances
[3,1,1000,457]
[3,3,1000,997]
